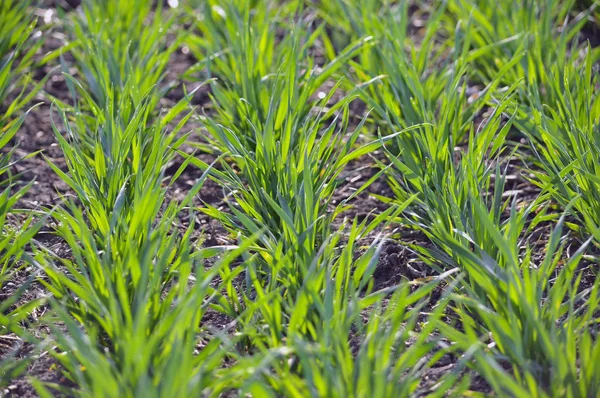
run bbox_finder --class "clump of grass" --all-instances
[186,2,368,149]
[446,0,599,137]
[63,0,181,113]
[0,132,44,386]
[375,60,599,395]
[446,0,594,88]
[210,217,456,396]
[0,112,39,284]
[185,0,300,89]
[319,1,455,132]
[315,0,512,149]
[525,51,600,246]
[437,206,600,397]
[47,86,194,243]
[195,81,399,294]
[189,13,378,276]
[0,0,50,128]
[30,198,265,396]
[382,75,520,248]
[0,0,52,382]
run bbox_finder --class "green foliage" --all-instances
[438,208,600,397]
[383,76,519,246]
[31,201,261,397]
[318,1,455,132]
[446,0,594,87]
[525,52,600,245]
[210,219,455,397]
[0,1,49,382]
[445,0,598,142]
[64,0,181,112]
[186,2,367,148]
[47,87,193,243]
[188,11,377,285]
[2,0,599,396]
[195,82,398,294]
[0,0,48,128]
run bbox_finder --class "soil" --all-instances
[1,2,598,397]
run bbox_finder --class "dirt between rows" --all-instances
[1,1,599,396]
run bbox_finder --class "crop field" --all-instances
[1,0,600,396]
